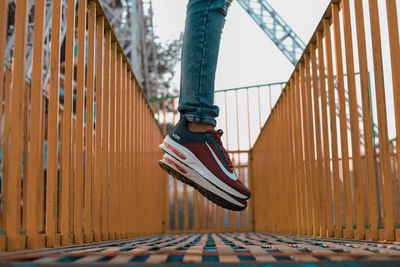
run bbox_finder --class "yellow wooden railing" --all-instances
[0,0,165,251]
[252,0,400,241]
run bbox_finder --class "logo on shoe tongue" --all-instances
[205,142,237,181]
[172,133,181,140]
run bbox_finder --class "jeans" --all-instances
[178,0,233,126]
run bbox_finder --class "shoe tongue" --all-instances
[207,129,223,137]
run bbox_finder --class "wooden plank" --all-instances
[332,3,354,239]
[183,234,207,264]
[121,61,127,237]
[385,0,400,233]
[1,68,10,233]
[294,71,306,235]
[6,0,29,251]
[299,62,313,236]
[304,53,320,236]
[341,0,365,240]
[45,0,62,248]
[101,29,112,241]
[84,1,96,243]
[60,0,76,246]
[353,0,378,241]
[323,18,342,238]
[317,30,334,237]
[212,234,240,263]
[93,15,104,242]
[368,0,395,241]
[22,82,30,233]
[311,44,325,237]
[108,42,117,239]
[115,52,122,238]
[74,0,87,245]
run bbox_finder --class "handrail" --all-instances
[148,81,287,102]
[252,0,400,242]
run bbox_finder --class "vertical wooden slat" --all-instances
[305,53,320,236]
[294,71,306,235]
[70,119,75,235]
[173,169,179,227]
[22,82,30,233]
[101,30,112,241]
[193,190,198,230]
[74,0,87,245]
[84,1,96,243]
[300,62,313,236]
[38,99,46,234]
[109,43,117,239]
[324,18,342,238]
[283,91,290,234]
[59,111,64,235]
[128,76,133,237]
[183,176,188,230]
[342,0,365,240]
[6,0,30,250]
[288,80,300,235]
[235,90,241,230]
[115,52,122,238]
[311,44,325,237]
[121,62,127,237]
[2,68,11,232]
[93,16,104,242]
[134,84,138,233]
[317,30,334,237]
[45,0,62,248]
[332,3,353,239]
[26,0,46,249]
[368,0,395,241]
[60,0,76,246]
[385,0,400,220]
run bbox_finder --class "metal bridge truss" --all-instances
[5,0,71,88]
[237,0,306,65]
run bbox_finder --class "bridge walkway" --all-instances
[1,233,400,266]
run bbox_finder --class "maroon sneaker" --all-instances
[159,154,247,211]
[159,118,251,210]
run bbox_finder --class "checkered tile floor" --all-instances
[1,233,400,266]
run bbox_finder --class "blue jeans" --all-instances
[178,0,233,126]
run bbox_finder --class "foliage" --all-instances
[143,4,183,100]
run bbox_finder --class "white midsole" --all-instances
[160,154,245,207]
[160,135,247,199]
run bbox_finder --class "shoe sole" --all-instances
[160,135,249,200]
[159,154,247,211]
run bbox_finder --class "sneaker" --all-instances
[159,118,251,209]
[159,154,247,211]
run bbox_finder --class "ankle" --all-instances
[187,122,214,133]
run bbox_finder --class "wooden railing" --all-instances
[252,0,400,241]
[0,0,165,251]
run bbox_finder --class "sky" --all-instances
[151,0,400,145]
[151,0,331,91]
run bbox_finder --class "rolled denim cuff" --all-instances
[181,113,217,127]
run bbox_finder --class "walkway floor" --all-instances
[1,232,400,266]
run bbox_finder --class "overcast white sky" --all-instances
[151,0,330,91]
[152,0,400,146]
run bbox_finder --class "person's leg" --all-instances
[159,0,251,211]
[178,0,233,127]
